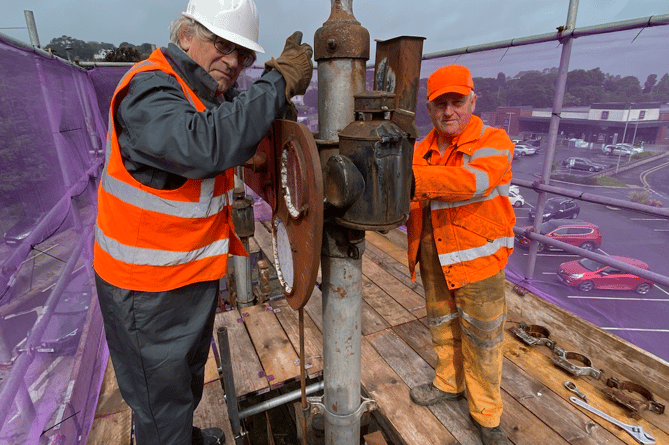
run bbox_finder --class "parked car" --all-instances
[601,144,643,156]
[561,157,606,172]
[508,189,525,207]
[568,138,589,148]
[514,143,536,156]
[516,219,601,252]
[528,197,580,222]
[3,214,41,246]
[557,256,654,294]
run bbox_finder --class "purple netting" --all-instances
[87,66,131,127]
[1,35,108,445]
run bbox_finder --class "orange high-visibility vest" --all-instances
[407,116,515,289]
[94,48,246,292]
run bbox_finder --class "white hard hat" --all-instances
[183,0,264,53]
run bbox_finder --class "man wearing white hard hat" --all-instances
[93,1,313,444]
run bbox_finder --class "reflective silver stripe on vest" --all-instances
[101,174,228,218]
[95,225,229,266]
[428,311,459,327]
[470,147,512,164]
[438,236,515,267]
[430,183,510,210]
[462,164,489,198]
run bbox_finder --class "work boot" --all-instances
[409,382,464,406]
[473,420,510,445]
[192,426,226,445]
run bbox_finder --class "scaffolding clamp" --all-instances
[306,395,377,427]
[601,377,665,416]
[551,347,602,379]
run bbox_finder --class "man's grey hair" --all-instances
[168,16,216,48]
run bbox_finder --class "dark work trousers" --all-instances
[95,273,218,445]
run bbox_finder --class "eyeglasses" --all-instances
[213,37,256,68]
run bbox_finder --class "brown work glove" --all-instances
[265,31,314,100]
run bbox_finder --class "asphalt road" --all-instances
[508,143,669,362]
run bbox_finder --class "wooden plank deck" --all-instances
[89,221,669,445]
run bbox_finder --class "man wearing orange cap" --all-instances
[406,65,515,445]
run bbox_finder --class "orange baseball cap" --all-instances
[427,64,474,101]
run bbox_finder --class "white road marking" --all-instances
[567,295,669,302]
[602,327,669,333]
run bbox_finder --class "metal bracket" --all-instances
[306,395,377,427]
[551,347,602,379]
[601,377,665,415]
[510,322,556,349]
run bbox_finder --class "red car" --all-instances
[516,219,602,252]
[557,256,654,294]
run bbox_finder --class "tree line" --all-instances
[474,67,669,113]
[44,36,152,62]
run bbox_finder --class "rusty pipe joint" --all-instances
[314,2,370,61]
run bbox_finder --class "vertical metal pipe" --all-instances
[216,327,244,445]
[317,60,367,141]
[315,1,369,443]
[315,0,369,142]
[233,167,254,307]
[299,309,308,445]
[321,226,364,445]
[23,10,40,47]
[525,0,579,279]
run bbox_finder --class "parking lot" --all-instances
[508,142,669,361]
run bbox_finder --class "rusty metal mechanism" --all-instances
[313,0,370,61]
[373,36,425,140]
[509,322,557,349]
[326,91,413,231]
[601,377,665,415]
[244,120,324,310]
[231,190,255,239]
[551,346,602,379]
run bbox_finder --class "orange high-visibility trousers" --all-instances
[418,214,507,428]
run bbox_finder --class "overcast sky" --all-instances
[2,0,668,80]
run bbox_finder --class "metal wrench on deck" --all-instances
[564,380,588,403]
[570,396,655,444]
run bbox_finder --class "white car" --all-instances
[514,144,536,156]
[602,144,643,155]
[509,189,525,207]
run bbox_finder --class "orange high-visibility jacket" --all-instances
[407,115,515,289]
[94,49,246,292]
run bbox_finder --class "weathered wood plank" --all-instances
[365,328,480,444]
[362,256,426,318]
[505,281,669,401]
[501,358,624,445]
[86,409,133,445]
[391,319,437,368]
[243,303,300,390]
[252,220,274,265]
[361,275,416,327]
[360,336,458,445]
[365,230,409,268]
[303,285,323,333]
[87,359,132,445]
[213,309,268,399]
[504,326,669,444]
[269,297,324,379]
[193,354,234,444]
[363,242,425,297]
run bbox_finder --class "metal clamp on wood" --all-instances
[551,347,602,379]
[509,322,556,349]
[601,377,665,415]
